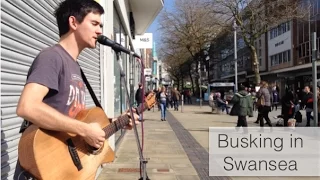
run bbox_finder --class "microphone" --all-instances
[97,35,141,59]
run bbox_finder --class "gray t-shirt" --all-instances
[15,44,87,179]
[26,44,86,118]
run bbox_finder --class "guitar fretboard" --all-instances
[102,102,148,138]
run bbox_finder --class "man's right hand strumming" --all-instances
[82,122,106,149]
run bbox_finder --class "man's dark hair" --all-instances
[54,0,104,37]
[239,85,246,91]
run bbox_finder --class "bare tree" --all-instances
[160,47,191,90]
[158,0,221,94]
[207,0,309,85]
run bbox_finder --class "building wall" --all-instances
[267,21,293,71]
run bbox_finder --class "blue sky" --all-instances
[146,0,175,46]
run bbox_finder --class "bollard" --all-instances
[181,95,184,113]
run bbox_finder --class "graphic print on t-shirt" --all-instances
[66,74,86,118]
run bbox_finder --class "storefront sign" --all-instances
[133,33,153,48]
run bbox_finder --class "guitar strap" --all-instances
[79,68,103,109]
[19,65,104,133]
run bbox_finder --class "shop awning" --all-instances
[130,0,164,34]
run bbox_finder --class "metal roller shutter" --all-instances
[1,1,101,179]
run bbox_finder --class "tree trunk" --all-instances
[176,79,180,90]
[250,46,261,85]
[181,78,184,91]
[195,61,200,98]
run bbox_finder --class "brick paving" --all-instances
[166,111,231,180]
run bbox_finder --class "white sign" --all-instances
[209,127,320,176]
[145,76,151,81]
[268,31,291,56]
[210,82,234,87]
[133,33,153,49]
[144,68,152,76]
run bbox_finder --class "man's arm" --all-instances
[16,83,105,148]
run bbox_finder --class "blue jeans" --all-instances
[160,102,167,119]
[173,100,179,110]
[220,104,230,114]
[306,111,313,126]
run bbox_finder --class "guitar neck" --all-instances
[103,115,129,139]
[102,102,148,139]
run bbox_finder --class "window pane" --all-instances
[298,21,303,44]
[259,58,262,66]
[283,52,286,62]
[304,22,309,42]
[270,31,272,39]
[288,50,291,61]
[279,52,283,64]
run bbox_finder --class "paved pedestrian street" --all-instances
[98,104,319,180]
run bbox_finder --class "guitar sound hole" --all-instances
[87,143,104,155]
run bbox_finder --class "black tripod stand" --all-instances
[114,51,150,180]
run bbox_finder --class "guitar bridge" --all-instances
[66,138,83,171]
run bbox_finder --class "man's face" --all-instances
[304,86,310,93]
[74,12,102,49]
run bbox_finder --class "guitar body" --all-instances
[18,107,115,180]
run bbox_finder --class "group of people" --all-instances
[209,80,320,129]
[135,85,182,121]
[208,92,231,114]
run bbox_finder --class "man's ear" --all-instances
[69,16,78,31]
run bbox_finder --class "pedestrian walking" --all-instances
[171,87,181,111]
[159,86,167,121]
[256,81,273,127]
[230,85,253,129]
[302,86,313,126]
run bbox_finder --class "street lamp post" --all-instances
[308,1,318,127]
[233,20,238,92]
[311,32,318,127]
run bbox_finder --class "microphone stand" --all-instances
[114,50,150,180]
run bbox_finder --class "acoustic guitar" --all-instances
[18,92,156,180]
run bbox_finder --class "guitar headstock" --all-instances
[144,92,156,109]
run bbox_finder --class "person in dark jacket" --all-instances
[230,85,253,128]
[281,90,295,127]
[135,83,143,107]
[302,86,314,126]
